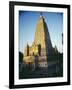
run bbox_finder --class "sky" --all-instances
[19,11,63,53]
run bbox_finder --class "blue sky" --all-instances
[19,11,63,53]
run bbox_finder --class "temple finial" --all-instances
[40,12,42,16]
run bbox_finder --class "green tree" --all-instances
[19,52,23,63]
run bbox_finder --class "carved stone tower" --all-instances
[34,13,53,56]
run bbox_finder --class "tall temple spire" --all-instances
[40,12,43,18]
[40,12,43,16]
[34,12,52,56]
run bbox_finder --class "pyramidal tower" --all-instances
[23,13,53,68]
[34,13,53,56]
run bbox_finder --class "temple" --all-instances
[23,13,57,69]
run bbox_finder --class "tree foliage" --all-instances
[19,52,23,63]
